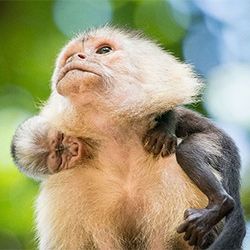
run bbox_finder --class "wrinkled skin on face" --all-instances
[55,39,104,98]
[54,33,140,109]
[46,130,84,173]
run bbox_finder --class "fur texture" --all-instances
[43,26,203,125]
[11,116,50,179]
[14,26,226,249]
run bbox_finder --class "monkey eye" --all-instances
[96,46,112,54]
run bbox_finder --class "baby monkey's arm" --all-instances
[144,108,235,248]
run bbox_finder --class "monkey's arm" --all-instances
[174,108,236,247]
[145,107,239,248]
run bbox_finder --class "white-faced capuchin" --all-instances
[11,26,245,250]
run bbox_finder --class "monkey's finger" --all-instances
[200,237,207,249]
[162,139,177,157]
[188,232,198,246]
[177,221,189,233]
[197,233,206,248]
[170,138,177,152]
[143,135,151,146]
[178,212,198,234]
[184,209,195,219]
[161,149,168,157]
[144,137,156,153]
[161,142,171,157]
[183,228,192,241]
[153,136,164,155]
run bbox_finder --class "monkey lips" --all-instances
[57,61,101,83]
[56,61,101,96]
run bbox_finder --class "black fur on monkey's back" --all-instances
[174,108,246,250]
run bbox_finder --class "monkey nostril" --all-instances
[77,53,86,59]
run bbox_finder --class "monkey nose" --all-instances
[77,53,86,59]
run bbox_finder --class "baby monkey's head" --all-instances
[11,116,85,180]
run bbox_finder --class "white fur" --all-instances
[34,26,207,249]
[47,26,203,122]
[12,116,50,180]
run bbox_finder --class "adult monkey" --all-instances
[19,27,246,249]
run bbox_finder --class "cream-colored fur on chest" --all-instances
[35,126,207,250]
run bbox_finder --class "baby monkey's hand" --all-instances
[143,122,177,157]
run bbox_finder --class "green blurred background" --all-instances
[1,0,250,249]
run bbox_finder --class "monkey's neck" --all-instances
[42,93,155,143]
[60,106,150,142]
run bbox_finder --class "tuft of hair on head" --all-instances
[11,115,51,180]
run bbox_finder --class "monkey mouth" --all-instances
[57,62,101,84]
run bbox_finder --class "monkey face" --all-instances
[50,27,203,118]
[53,32,138,103]
[55,39,103,97]
[52,28,146,109]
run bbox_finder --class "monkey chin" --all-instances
[57,70,101,97]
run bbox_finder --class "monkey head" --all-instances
[51,26,203,119]
[11,116,86,180]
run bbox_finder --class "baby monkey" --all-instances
[144,109,237,247]
[11,116,92,180]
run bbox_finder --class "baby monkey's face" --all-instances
[46,130,84,173]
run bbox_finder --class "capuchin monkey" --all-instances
[11,26,245,250]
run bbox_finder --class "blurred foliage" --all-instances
[0,1,250,249]
[0,1,63,249]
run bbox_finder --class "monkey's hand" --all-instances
[143,122,177,157]
[177,208,219,248]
